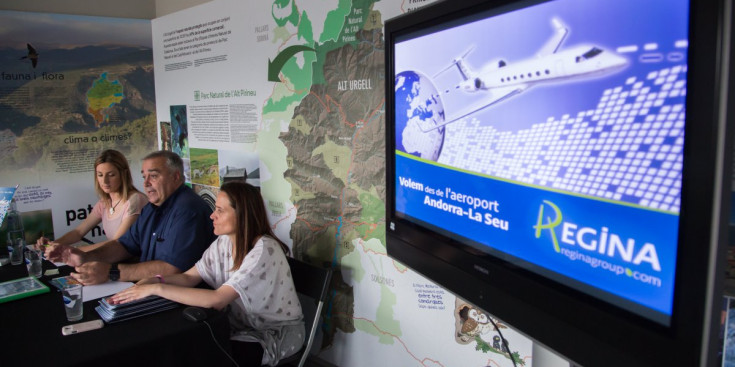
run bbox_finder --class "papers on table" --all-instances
[83,281,134,302]
[49,276,134,302]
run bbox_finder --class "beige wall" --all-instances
[0,0,210,18]
[155,0,210,17]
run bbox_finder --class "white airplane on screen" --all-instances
[417,18,628,132]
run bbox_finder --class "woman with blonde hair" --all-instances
[37,149,148,249]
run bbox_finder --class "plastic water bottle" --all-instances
[5,199,24,265]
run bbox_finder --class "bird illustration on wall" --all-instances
[19,43,39,68]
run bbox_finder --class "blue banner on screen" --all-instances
[396,152,677,316]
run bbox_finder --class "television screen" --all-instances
[393,0,686,326]
[385,0,732,366]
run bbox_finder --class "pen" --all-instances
[39,231,51,247]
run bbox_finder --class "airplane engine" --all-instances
[474,78,485,90]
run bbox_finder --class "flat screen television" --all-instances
[384,0,734,366]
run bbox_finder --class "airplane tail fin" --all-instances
[454,57,475,82]
[536,18,568,57]
[434,46,476,81]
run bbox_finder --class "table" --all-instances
[0,260,234,367]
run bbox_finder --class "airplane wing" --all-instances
[417,85,526,132]
[535,18,568,57]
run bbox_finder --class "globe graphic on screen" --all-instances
[395,70,446,161]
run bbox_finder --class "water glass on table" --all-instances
[62,283,83,322]
[9,238,24,265]
[25,247,42,277]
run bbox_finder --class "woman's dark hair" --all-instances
[220,181,289,269]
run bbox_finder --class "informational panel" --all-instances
[152,0,533,366]
[0,11,156,244]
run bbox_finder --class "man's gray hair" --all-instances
[143,150,184,178]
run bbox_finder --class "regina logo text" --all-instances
[533,200,661,272]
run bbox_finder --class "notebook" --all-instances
[95,295,179,323]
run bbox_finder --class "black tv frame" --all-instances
[384,0,734,366]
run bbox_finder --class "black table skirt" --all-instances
[0,261,234,367]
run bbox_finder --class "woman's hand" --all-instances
[35,237,50,250]
[135,277,159,286]
[109,283,160,305]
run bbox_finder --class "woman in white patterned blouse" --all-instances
[110,181,304,366]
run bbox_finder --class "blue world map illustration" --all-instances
[394,70,446,161]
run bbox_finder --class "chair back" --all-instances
[276,257,332,367]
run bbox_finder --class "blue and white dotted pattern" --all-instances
[439,66,686,213]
